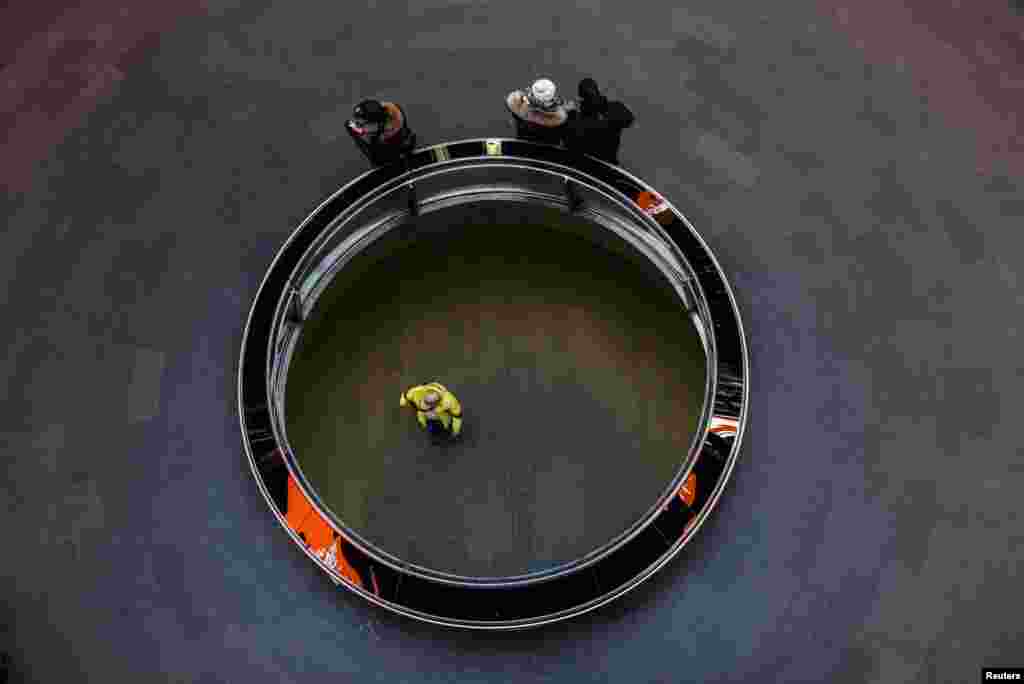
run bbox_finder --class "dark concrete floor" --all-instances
[2,1,1022,683]
[285,207,706,577]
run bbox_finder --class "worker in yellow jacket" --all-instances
[400,382,463,437]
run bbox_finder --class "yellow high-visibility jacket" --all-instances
[400,382,463,436]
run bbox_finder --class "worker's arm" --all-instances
[416,411,428,428]
[401,386,422,408]
[610,102,635,129]
[451,416,462,436]
[447,395,462,417]
[506,91,530,119]
[381,102,404,133]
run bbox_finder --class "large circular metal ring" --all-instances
[238,138,750,629]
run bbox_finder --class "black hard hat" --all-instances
[353,99,387,123]
[578,78,601,100]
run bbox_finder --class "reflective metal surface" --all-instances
[238,138,750,629]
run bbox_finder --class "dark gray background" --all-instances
[1,0,1021,682]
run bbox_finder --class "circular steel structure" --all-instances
[238,138,750,629]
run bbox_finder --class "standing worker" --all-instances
[505,78,572,146]
[400,382,463,438]
[345,99,417,166]
[564,78,635,165]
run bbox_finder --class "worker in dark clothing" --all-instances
[564,78,635,165]
[505,78,573,146]
[345,99,417,166]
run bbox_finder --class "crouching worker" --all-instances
[345,99,416,166]
[400,382,463,438]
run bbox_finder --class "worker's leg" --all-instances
[425,418,446,436]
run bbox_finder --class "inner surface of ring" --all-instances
[284,201,708,579]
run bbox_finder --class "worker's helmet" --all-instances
[423,390,441,408]
[578,78,600,100]
[527,78,561,111]
[352,99,387,125]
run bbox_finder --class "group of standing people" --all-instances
[345,76,634,167]
[504,77,634,165]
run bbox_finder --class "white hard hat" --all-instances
[528,78,558,109]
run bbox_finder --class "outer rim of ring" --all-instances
[238,138,750,630]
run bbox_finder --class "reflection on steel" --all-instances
[636,190,672,225]
[285,288,303,325]
[432,146,450,163]
[669,415,739,516]
[564,177,583,212]
[238,138,750,629]
[286,471,368,591]
[406,182,419,217]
